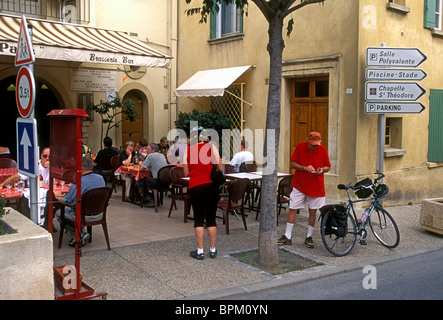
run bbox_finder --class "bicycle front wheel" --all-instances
[320,211,357,257]
[369,206,400,248]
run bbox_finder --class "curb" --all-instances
[182,243,443,300]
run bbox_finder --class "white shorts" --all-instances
[289,188,325,210]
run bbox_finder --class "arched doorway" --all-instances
[122,90,144,145]
[0,76,60,159]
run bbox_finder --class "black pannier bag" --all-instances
[353,178,373,199]
[320,204,348,237]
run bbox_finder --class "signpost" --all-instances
[365,45,427,186]
[365,68,427,81]
[365,82,426,101]
[366,47,427,67]
[14,15,39,224]
[364,102,426,114]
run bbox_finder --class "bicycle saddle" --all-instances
[337,184,352,190]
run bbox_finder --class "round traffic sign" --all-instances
[16,65,35,118]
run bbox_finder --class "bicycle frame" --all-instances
[343,188,380,237]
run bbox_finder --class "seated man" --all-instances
[1,147,51,188]
[93,136,119,172]
[230,140,254,172]
[137,143,168,206]
[55,156,106,247]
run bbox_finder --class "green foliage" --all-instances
[0,196,11,235]
[174,109,233,141]
[89,94,139,149]
[0,196,9,219]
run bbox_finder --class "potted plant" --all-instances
[88,93,139,149]
[0,196,12,235]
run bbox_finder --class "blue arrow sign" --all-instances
[16,118,39,178]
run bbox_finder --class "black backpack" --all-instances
[320,205,348,237]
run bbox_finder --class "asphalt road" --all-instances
[227,249,443,300]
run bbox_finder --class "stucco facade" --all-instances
[176,0,443,205]
[0,0,177,153]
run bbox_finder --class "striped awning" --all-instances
[0,14,171,68]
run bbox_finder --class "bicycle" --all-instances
[319,173,400,257]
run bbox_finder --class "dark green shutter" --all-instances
[424,0,436,29]
[428,89,443,162]
[210,4,216,39]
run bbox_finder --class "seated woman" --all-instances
[119,141,135,202]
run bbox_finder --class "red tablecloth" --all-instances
[0,187,22,199]
[116,165,152,181]
[0,168,18,183]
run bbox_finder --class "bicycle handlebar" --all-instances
[337,172,385,191]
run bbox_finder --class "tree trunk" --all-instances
[257,14,285,267]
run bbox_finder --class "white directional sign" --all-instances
[366,47,427,67]
[365,82,426,101]
[365,102,425,114]
[14,15,35,67]
[365,68,427,81]
[16,118,39,178]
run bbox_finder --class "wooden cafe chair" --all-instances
[96,154,117,193]
[217,178,249,235]
[0,158,17,168]
[168,166,191,223]
[142,165,174,212]
[58,187,113,250]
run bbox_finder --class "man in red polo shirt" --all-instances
[278,131,331,248]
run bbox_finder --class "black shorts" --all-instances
[189,183,219,228]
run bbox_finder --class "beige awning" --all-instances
[175,65,252,97]
[0,14,171,68]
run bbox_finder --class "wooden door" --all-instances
[290,77,329,157]
[122,90,143,145]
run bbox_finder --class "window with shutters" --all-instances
[210,2,243,40]
[424,0,442,31]
[428,89,443,162]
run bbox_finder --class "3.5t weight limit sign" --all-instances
[16,65,35,118]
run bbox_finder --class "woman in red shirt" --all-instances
[183,127,223,260]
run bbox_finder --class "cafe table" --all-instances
[115,165,153,181]
[224,171,292,213]
[22,183,70,226]
[0,187,22,206]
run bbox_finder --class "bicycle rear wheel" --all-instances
[320,211,357,257]
[369,206,400,248]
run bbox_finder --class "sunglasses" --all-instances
[42,154,50,158]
